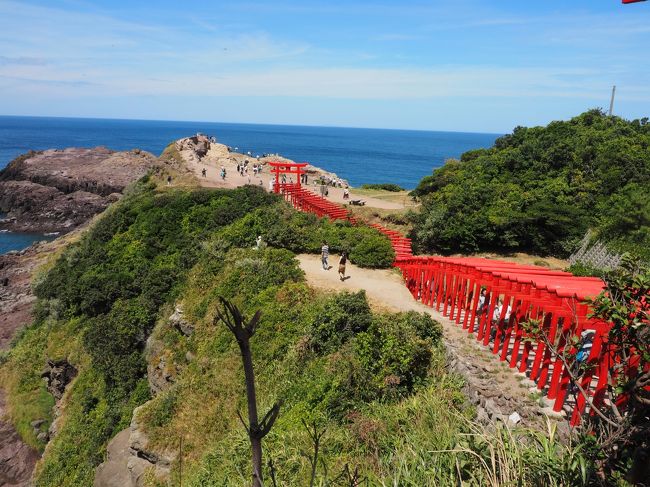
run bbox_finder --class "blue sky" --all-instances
[0,0,648,132]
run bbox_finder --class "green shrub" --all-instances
[566,262,605,277]
[218,203,395,268]
[349,233,395,268]
[355,316,433,397]
[214,247,305,301]
[309,291,372,354]
[83,298,155,396]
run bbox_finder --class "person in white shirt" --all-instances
[492,299,503,323]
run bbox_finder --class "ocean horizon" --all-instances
[0,115,501,253]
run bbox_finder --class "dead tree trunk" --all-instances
[215,298,281,487]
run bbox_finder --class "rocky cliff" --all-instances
[0,146,160,485]
[0,147,157,233]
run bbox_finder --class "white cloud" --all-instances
[2,62,647,102]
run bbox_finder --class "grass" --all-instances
[350,187,416,205]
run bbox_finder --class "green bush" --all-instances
[349,233,395,268]
[309,291,373,354]
[566,262,605,277]
[355,315,433,397]
[218,203,395,268]
[214,247,305,301]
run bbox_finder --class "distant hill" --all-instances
[409,109,650,259]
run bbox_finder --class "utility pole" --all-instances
[179,435,183,487]
[608,85,616,116]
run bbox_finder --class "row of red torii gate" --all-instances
[267,162,644,426]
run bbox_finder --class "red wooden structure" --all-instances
[268,161,308,194]
[395,256,614,425]
[272,179,633,426]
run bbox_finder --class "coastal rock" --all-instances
[0,147,158,233]
[0,147,157,196]
[0,242,54,350]
[0,180,109,233]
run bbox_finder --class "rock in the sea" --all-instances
[0,147,158,234]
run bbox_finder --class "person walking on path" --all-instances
[338,252,348,281]
[321,242,329,270]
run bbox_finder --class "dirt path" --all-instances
[297,254,564,430]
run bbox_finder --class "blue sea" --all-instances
[0,115,500,252]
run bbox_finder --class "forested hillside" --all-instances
[409,110,650,259]
[0,178,591,486]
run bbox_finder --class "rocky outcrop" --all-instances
[0,147,157,233]
[169,305,194,338]
[444,338,570,436]
[176,135,212,161]
[0,243,46,350]
[0,180,112,233]
[41,359,78,401]
[94,407,172,487]
[147,306,192,395]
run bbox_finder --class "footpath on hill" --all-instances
[298,254,564,432]
[184,141,566,432]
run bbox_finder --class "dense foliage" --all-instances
[360,183,405,192]
[139,242,588,486]
[409,110,650,258]
[219,204,394,268]
[0,181,394,486]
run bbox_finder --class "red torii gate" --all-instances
[268,161,308,194]
[396,256,621,425]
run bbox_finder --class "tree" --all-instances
[523,256,649,484]
[214,298,281,487]
[408,110,650,258]
[584,256,649,484]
